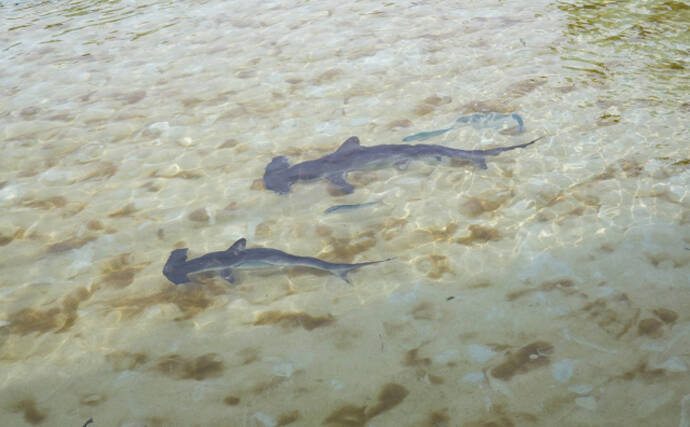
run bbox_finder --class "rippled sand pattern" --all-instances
[1,0,688,425]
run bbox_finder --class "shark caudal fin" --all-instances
[334,258,392,285]
[163,248,191,285]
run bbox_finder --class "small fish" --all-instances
[403,112,524,142]
[83,419,94,427]
[163,238,390,285]
[263,135,542,194]
[324,200,381,214]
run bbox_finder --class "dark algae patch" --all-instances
[462,403,539,427]
[277,410,300,425]
[426,409,450,427]
[223,396,240,406]
[319,231,378,263]
[365,383,409,419]
[100,253,150,288]
[108,282,227,320]
[251,377,287,395]
[5,286,93,336]
[460,195,510,217]
[324,405,367,426]
[0,233,14,246]
[506,279,579,301]
[6,307,61,336]
[580,293,639,338]
[188,208,210,222]
[619,362,666,382]
[155,353,224,380]
[11,398,46,425]
[653,307,678,324]
[490,341,554,380]
[637,318,663,337]
[416,254,452,279]
[253,311,335,331]
[403,348,431,367]
[324,383,409,426]
[455,225,501,245]
[47,235,97,253]
[411,301,436,320]
[23,196,68,210]
[557,0,688,104]
[108,202,138,218]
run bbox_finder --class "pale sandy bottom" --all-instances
[0,0,688,426]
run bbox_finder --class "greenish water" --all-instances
[557,0,689,107]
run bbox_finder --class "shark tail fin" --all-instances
[334,258,393,285]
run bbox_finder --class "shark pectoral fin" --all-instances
[475,157,488,169]
[220,268,235,284]
[327,173,355,194]
[335,270,353,286]
[339,274,353,286]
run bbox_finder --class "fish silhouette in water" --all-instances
[324,200,382,214]
[403,112,524,142]
[263,135,541,194]
[163,238,390,285]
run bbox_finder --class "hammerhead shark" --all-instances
[163,238,389,285]
[263,136,542,194]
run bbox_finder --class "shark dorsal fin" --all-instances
[265,156,290,174]
[335,137,361,154]
[227,238,247,254]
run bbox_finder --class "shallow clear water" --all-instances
[1,0,688,426]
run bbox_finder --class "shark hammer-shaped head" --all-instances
[162,239,248,285]
[263,137,362,194]
[162,248,191,285]
[263,156,294,194]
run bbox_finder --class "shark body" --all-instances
[163,238,389,285]
[263,136,541,194]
